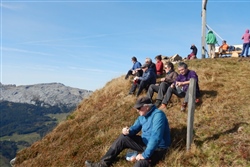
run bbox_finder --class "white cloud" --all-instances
[19,34,109,44]
[1,3,24,10]
[2,47,55,57]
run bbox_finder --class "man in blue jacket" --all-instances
[125,56,142,79]
[85,97,171,167]
[129,63,157,97]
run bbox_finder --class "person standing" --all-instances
[206,30,218,58]
[147,62,178,107]
[240,29,250,57]
[85,97,171,167]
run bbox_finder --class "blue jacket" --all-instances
[128,106,171,159]
[132,61,142,70]
[138,68,156,84]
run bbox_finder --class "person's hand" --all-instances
[176,82,182,86]
[132,70,136,75]
[134,76,138,80]
[122,126,129,135]
[171,83,175,88]
[135,153,145,161]
[160,78,165,82]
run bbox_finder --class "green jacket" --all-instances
[206,30,217,44]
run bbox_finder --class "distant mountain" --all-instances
[0,82,92,167]
[0,82,92,111]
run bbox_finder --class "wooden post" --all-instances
[186,78,196,151]
[201,0,208,59]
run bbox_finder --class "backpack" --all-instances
[228,45,235,52]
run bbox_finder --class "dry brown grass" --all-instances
[15,58,250,167]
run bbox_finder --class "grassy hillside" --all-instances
[14,58,250,167]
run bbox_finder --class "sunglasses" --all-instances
[137,105,144,110]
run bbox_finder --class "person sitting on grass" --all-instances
[128,63,156,97]
[125,56,142,80]
[187,44,197,60]
[154,55,164,78]
[147,62,178,107]
[85,97,171,167]
[158,62,200,112]
[145,57,157,75]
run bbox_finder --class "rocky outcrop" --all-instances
[162,54,183,65]
[0,82,92,111]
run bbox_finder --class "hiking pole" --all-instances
[202,46,209,58]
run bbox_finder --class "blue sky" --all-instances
[1,0,249,91]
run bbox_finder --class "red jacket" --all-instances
[156,61,163,75]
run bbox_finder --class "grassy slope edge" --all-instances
[15,58,250,167]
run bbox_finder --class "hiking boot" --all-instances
[85,160,107,167]
[154,100,162,108]
[180,102,188,112]
[158,103,167,110]
[128,91,134,95]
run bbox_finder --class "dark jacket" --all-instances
[148,62,157,75]
[190,45,198,56]
[138,68,157,84]
[164,70,178,84]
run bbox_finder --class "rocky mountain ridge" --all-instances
[0,82,92,111]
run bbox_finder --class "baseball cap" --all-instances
[133,97,152,109]
[141,63,149,69]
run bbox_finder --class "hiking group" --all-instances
[85,55,200,167]
[206,29,250,58]
[84,28,249,167]
[125,55,200,112]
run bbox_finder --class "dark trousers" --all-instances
[241,42,250,56]
[125,70,133,79]
[130,80,150,97]
[100,134,167,167]
[147,82,171,101]
[125,70,143,79]
[162,86,188,105]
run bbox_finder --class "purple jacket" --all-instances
[175,70,200,96]
[242,29,250,44]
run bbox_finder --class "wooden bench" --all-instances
[215,50,242,58]
[215,44,243,58]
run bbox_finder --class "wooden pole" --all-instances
[186,78,196,151]
[201,0,208,59]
